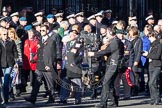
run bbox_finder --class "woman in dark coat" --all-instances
[128,26,142,96]
[0,28,18,104]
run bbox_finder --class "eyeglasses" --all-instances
[40,30,46,32]
[71,30,79,35]
[148,32,156,38]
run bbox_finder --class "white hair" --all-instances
[60,21,69,30]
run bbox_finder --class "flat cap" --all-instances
[66,14,75,19]
[2,6,7,12]
[10,12,19,17]
[129,16,137,21]
[24,25,32,31]
[55,13,63,17]
[87,15,96,21]
[104,9,112,13]
[145,15,154,21]
[75,12,84,17]
[51,8,57,11]
[0,16,8,22]
[19,17,27,21]
[32,21,41,26]
[46,14,54,19]
[112,20,118,25]
[101,25,107,29]
[94,12,103,17]
[34,12,43,17]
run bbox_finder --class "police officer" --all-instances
[87,15,97,33]
[88,29,124,108]
[34,11,44,24]
[66,13,76,30]
[75,12,86,30]
[102,9,114,27]
[95,11,104,35]
[0,16,10,28]
[145,15,155,27]
[10,12,19,29]
[114,29,134,100]
[54,12,64,29]
[1,6,9,17]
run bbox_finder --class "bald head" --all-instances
[158,19,162,31]
[154,25,160,33]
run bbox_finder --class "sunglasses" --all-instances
[148,32,156,38]
[40,30,46,32]
[71,30,79,35]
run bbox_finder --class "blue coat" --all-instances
[141,36,150,66]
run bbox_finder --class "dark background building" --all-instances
[2,0,162,29]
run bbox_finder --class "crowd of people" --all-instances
[0,5,162,108]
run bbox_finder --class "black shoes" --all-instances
[74,99,81,105]
[15,91,21,97]
[21,88,27,93]
[95,104,107,108]
[42,91,50,98]
[46,99,54,104]
[90,92,97,99]
[45,95,55,104]
[59,100,67,104]
[122,97,130,100]
[109,102,118,107]
[149,100,154,105]
[154,101,160,105]
[149,100,160,105]
[24,97,35,104]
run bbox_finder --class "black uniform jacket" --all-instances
[147,40,162,67]
[94,36,124,73]
[123,39,134,68]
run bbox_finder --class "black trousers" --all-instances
[100,67,118,106]
[30,69,56,101]
[159,72,162,95]
[149,66,161,102]
[21,69,35,89]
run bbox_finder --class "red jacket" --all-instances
[22,38,38,71]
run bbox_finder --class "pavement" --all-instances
[1,82,162,108]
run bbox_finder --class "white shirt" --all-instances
[42,35,48,43]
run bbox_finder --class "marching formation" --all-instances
[0,5,162,108]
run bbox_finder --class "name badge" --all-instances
[124,51,130,55]
[75,43,81,48]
